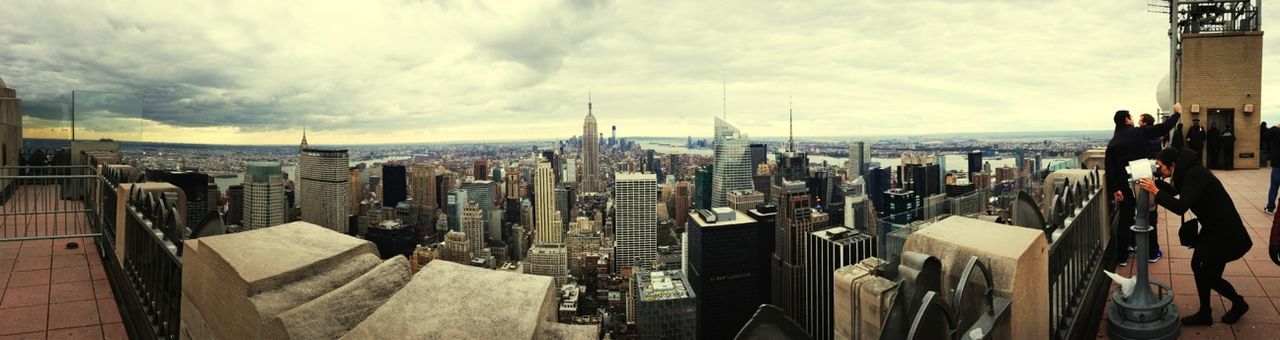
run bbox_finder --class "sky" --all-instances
[2,0,1279,145]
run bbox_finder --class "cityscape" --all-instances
[2,1,1280,340]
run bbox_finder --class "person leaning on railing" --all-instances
[1107,104,1179,266]
[1137,147,1251,326]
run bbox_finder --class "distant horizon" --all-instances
[20,128,1113,148]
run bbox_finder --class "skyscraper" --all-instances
[633,270,697,340]
[711,117,752,208]
[674,181,691,229]
[535,160,561,244]
[886,188,918,224]
[300,148,351,233]
[805,227,876,340]
[749,143,768,173]
[226,185,244,227]
[614,172,658,271]
[968,150,984,174]
[242,161,286,230]
[473,159,488,181]
[410,163,436,228]
[687,208,764,340]
[694,165,713,210]
[349,168,362,214]
[462,202,485,252]
[771,180,815,325]
[847,140,868,178]
[581,101,600,193]
[382,164,407,208]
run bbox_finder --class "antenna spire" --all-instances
[788,97,794,152]
[588,91,592,115]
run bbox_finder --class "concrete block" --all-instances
[266,256,413,339]
[902,217,1048,339]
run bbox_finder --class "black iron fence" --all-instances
[1045,170,1109,340]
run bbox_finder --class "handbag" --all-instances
[1179,216,1199,248]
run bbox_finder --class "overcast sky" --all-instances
[2,0,1278,145]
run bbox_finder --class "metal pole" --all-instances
[70,90,75,141]
[1170,0,1179,110]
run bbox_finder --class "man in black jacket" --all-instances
[1207,123,1221,169]
[1172,123,1185,149]
[1265,124,1280,214]
[1139,147,1252,326]
[1106,105,1179,265]
[1221,126,1236,170]
[1187,119,1206,157]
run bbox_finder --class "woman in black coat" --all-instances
[1139,147,1252,326]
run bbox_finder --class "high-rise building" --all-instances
[462,202,485,253]
[968,150,984,174]
[446,189,467,232]
[534,160,561,244]
[693,165,713,210]
[473,159,488,181]
[614,172,657,271]
[805,227,876,340]
[563,158,577,184]
[524,244,570,286]
[865,167,891,217]
[749,143,768,173]
[847,140,868,178]
[149,170,214,233]
[885,188,918,224]
[460,180,495,220]
[410,164,436,228]
[300,148,350,233]
[746,205,778,309]
[349,168,362,214]
[674,181,691,229]
[711,117,752,208]
[382,165,407,208]
[842,178,873,232]
[440,230,471,264]
[226,185,244,227]
[555,186,570,232]
[633,270,697,340]
[726,189,764,214]
[668,154,683,181]
[242,161,286,230]
[687,208,764,340]
[753,163,772,200]
[581,101,600,193]
[771,180,815,325]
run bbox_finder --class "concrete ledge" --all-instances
[266,256,413,339]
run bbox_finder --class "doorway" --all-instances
[1205,108,1235,169]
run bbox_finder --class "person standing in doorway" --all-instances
[1207,123,1222,169]
[1221,126,1236,170]
[1188,119,1206,158]
[1172,123,1185,150]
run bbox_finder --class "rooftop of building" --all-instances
[635,270,693,302]
[809,226,872,242]
[614,172,656,181]
[689,208,757,228]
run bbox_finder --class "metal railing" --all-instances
[1044,170,1109,340]
[120,185,184,340]
[0,165,107,241]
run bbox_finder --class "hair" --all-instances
[1139,114,1155,126]
[1156,147,1181,168]
[1113,110,1131,126]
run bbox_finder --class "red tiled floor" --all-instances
[50,254,86,269]
[1258,277,1280,298]
[50,266,90,284]
[0,305,48,335]
[96,299,120,324]
[47,325,102,340]
[7,269,49,288]
[91,280,112,300]
[0,332,45,340]
[0,242,19,249]
[101,323,126,340]
[0,259,13,274]
[49,281,96,304]
[1223,276,1267,297]
[17,246,49,259]
[1,285,49,308]
[88,265,106,281]
[1247,260,1280,278]
[1231,323,1280,339]
[1226,296,1280,324]
[12,256,50,272]
[0,248,18,260]
[47,300,99,330]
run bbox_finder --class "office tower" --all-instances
[633,270,697,340]
[771,180,815,324]
[749,143,768,173]
[668,154,682,181]
[460,180,495,221]
[410,164,436,228]
[611,125,617,146]
[746,205,777,309]
[805,227,876,340]
[687,208,763,340]
[582,103,601,193]
[753,163,772,200]
[995,166,1018,184]
[299,148,350,233]
[563,159,577,184]
[971,172,992,190]
[382,165,407,208]
[149,170,214,233]
[865,167,891,217]
[349,168,362,214]
[614,172,657,271]
[242,161,286,230]
[968,150,984,174]
[644,149,656,173]
[473,159,488,180]
[440,230,471,264]
[524,243,570,286]
[711,117,752,208]
[555,186,570,232]
[436,171,454,211]
[694,165,713,210]
[221,185,241,227]
[842,178,873,232]
[535,160,561,243]
[807,169,834,210]
[674,182,691,229]
[885,188,918,224]
[901,162,941,199]
[446,190,467,232]
[462,202,485,252]
[847,140,868,178]
[726,189,764,213]
[936,154,948,189]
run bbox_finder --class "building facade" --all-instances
[805,227,876,340]
[535,160,561,244]
[686,209,763,340]
[243,161,286,230]
[581,102,601,193]
[614,172,657,271]
[633,270,696,340]
[299,148,351,233]
[711,117,752,208]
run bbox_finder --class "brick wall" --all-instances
[1179,32,1264,169]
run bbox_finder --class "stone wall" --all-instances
[0,78,21,189]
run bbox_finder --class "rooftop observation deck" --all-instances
[1099,167,1280,339]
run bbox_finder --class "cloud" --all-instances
[0,0,1276,144]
